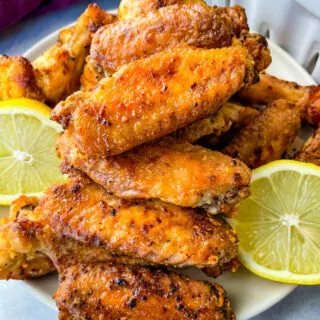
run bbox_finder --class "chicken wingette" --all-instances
[0,196,54,279]
[58,135,251,216]
[32,3,116,104]
[295,126,320,165]
[223,99,301,168]
[118,0,206,19]
[55,262,235,320]
[91,4,245,74]
[35,176,239,269]
[0,55,45,102]
[52,46,256,157]
[237,72,320,125]
[118,0,248,38]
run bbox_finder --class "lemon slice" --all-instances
[232,160,320,284]
[0,98,64,205]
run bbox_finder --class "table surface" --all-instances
[0,0,319,319]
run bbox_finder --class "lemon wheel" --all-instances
[0,98,65,205]
[232,160,320,284]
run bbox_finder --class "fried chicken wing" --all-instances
[223,99,301,168]
[52,46,256,157]
[55,263,235,320]
[0,196,54,279]
[237,72,320,125]
[198,105,260,148]
[32,176,238,269]
[295,126,320,165]
[238,31,271,72]
[90,4,239,74]
[58,134,251,216]
[0,55,45,102]
[32,4,116,104]
[118,0,205,19]
[118,0,248,37]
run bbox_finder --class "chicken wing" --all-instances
[55,262,235,320]
[238,31,271,73]
[118,0,205,19]
[32,4,116,104]
[237,72,320,125]
[91,4,243,74]
[0,55,45,102]
[52,45,256,157]
[30,175,238,269]
[58,134,251,216]
[118,0,248,38]
[223,99,301,168]
[0,196,54,279]
[295,126,320,165]
[198,105,260,148]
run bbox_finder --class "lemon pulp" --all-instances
[0,98,64,205]
[232,160,320,284]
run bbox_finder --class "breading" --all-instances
[0,55,45,102]
[295,126,320,165]
[52,45,256,157]
[223,99,301,168]
[33,4,116,104]
[55,262,235,320]
[90,4,236,73]
[237,72,320,125]
[58,135,251,216]
[0,196,54,280]
[32,176,238,269]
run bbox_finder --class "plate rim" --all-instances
[20,13,316,320]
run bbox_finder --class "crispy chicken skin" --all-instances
[80,55,109,91]
[55,263,235,320]
[237,72,320,125]
[0,196,54,280]
[90,4,237,74]
[198,106,260,148]
[118,0,205,19]
[295,126,320,165]
[238,31,271,72]
[32,4,116,104]
[0,55,45,102]
[52,46,256,157]
[30,176,238,269]
[58,135,251,216]
[223,99,301,168]
[172,102,257,143]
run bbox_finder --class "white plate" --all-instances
[0,13,316,320]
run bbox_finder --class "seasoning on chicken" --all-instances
[52,45,256,157]
[55,262,235,320]
[223,99,301,168]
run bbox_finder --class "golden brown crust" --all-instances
[215,5,248,37]
[80,56,108,91]
[237,72,320,125]
[223,99,301,168]
[90,4,235,73]
[0,196,54,280]
[239,31,271,72]
[58,134,251,216]
[198,105,260,148]
[55,263,235,320]
[34,176,238,269]
[295,126,320,165]
[0,55,45,102]
[52,46,256,157]
[33,4,116,105]
[118,0,206,19]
